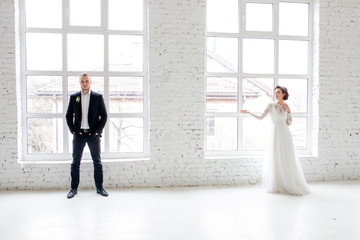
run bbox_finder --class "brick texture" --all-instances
[0,0,360,190]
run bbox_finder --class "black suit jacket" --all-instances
[66,91,107,136]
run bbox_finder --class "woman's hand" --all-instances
[240,109,248,114]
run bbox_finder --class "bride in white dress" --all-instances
[241,86,310,196]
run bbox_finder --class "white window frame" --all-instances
[19,0,149,161]
[205,0,314,156]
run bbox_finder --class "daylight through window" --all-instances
[21,0,148,160]
[206,0,313,155]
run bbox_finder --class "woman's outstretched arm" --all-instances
[240,104,271,120]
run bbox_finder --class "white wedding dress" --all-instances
[249,103,310,196]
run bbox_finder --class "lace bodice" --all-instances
[248,103,292,125]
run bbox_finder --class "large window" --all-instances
[20,0,148,161]
[206,0,313,155]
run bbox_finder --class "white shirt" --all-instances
[80,90,91,130]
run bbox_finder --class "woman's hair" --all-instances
[274,85,289,100]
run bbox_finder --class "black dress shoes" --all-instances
[67,189,77,199]
[96,188,109,197]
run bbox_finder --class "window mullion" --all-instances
[102,0,110,154]
[307,1,314,153]
[274,0,279,84]
[238,0,245,152]
[20,0,27,160]
[142,0,150,156]
[62,0,70,154]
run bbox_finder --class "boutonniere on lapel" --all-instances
[76,96,80,103]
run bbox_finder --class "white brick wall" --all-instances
[317,0,360,181]
[0,0,24,189]
[0,0,360,190]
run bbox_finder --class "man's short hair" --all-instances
[79,72,91,79]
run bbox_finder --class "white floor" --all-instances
[1,181,360,240]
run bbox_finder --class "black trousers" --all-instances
[70,133,103,189]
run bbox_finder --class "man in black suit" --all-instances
[65,73,108,198]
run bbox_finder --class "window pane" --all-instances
[109,0,143,30]
[27,76,63,113]
[243,38,274,74]
[25,0,62,28]
[279,40,308,75]
[67,34,104,71]
[278,79,308,112]
[242,78,273,112]
[70,0,101,26]
[68,76,104,96]
[109,77,143,113]
[26,33,62,70]
[109,35,143,72]
[207,37,238,73]
[291,117,307,150]
[246,3,272,32]
[109,118,144,153]
[207,0,238,33]
[206,77,237,112]
[242,117,270,150]
[206,117,237,151]
[27,118,63,153]
[279,2,309,36]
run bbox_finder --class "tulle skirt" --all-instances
[262,123,310,196]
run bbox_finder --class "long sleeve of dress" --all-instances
[248,104,271,120]
[286,112,292,126]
